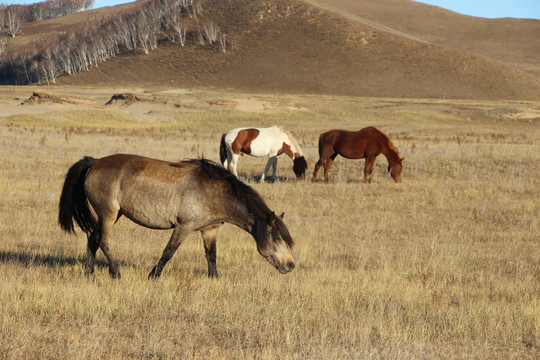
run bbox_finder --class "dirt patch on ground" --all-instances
[503,109,540,120]
[234,98,306,111]
[105,93,168,106]
[21,92,79,105]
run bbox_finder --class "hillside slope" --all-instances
[8,0,540,100]
[305,0,540,78]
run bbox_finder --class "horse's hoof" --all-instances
[148,267,161,280]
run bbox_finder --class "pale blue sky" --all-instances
[1,0,539,19]
[414,0,540,19]
[0,0,134,8]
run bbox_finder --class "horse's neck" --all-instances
[381,142,400,165]
[221,197,257,233]
[283,132,302,158]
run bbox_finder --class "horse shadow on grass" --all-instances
[241,175,296,183]
[0,250,111,270]
[0,250,200,278]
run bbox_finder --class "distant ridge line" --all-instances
[302,0,429,44]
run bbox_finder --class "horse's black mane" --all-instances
[189,159,293,248]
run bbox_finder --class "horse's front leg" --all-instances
[149,225,189,279]
[364,156,377,183]
[261,157,273,183]
[270,156,278,181]
[262,155,278,183]
[201,227,219,278]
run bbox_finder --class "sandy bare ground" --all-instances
[0,86,538,121]
[234,98,306,111]
[504,109,540,119]
[0,87,312,116]
[0,86,138,117]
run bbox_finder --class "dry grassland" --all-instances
[0,89,538,359]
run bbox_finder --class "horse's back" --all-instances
[85,154,201,229]
[225,126,285,157]
[224,127,261,155]
[319,128,389,159]
[87,154,194,186]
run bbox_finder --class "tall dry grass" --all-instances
[0,90,538,359]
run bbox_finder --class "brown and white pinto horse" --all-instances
[58,154,295,279]
[312,127,404,183]
[220,126,307,182]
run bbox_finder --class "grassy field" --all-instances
[0,89,538,359]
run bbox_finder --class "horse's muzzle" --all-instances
[278,261,295,274]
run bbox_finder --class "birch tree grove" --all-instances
[0,0,230,85]
[0,0,259,85]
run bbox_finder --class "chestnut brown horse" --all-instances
[312,127,404,183]
[58,154,295,279]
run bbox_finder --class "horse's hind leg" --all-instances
[323,153,338,183]
[98,214,121,278]
[223,152,232,169]
[311,157,324,182]
[149,225,189,279]
[229,154,240,177]
[85,226,101,276]
[201,227,219,278]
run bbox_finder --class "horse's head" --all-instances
[254,212,295,274]
[388,157,404,182]
[293,156,308,179]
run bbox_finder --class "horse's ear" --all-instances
[267,211,277,225]
[279,212,285,219]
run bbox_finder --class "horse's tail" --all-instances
[58,156,97,235]
[219,133,227,165]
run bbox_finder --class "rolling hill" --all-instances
[5,0,540,100]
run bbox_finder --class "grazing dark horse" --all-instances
[220,126,308,182]
[312,127,404,183]
[58,154,295,279]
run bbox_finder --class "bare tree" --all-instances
[219,33,227,53]
[83,0,95,10]
[41,47,58,84]
[169,11,188,46]
[0,36,7,57]
[177,24,187,46]
[15,48,34,83]
[6,6,22,37]
[203,20,218,43]
[29,59,41,85]
[0,6,5,29]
